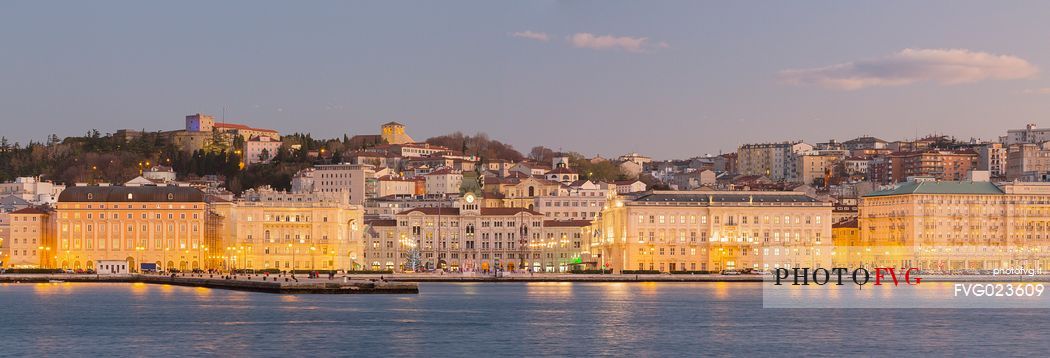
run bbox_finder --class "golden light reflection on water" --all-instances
[130,282,149,299]
[638,281,659,296]
[193,286,212,299]
[712,282,729,299]
[593,282,636,345]
[458,283,480,295]
[524,281,574,299]
[32,282,76,296]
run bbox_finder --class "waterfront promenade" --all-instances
[0,273,419,294]
[5,272,1049,288]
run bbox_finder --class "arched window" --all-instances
[528,186,535,197]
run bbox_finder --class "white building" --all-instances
[1004,124,1050,145]
[376,175,416,197]
[425,168,463,196]
[312,164,376,205]
[535,181,615,221]
[143,166,177,183]
[618,153,653,168]
[245,136,282,165]
[843,157,871,178]
[615,180,648,195]
[0,177,64,205]
[96,260,130,274]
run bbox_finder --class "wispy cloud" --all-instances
[778,48,1039,90]
[567,33,666,53]
[1021,87,1050,95]
[510,30,549,42]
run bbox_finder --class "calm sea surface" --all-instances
[0,282,1047,356]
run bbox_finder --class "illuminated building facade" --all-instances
[54,185,208,272]
[5,207,55,268]
[362,192,593,272]
[213,187,364,271]
[859,180,1050,270]
[597,191,833,273]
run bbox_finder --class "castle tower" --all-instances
[381,122,414,144]
[185,113,215,132]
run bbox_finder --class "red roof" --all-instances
[10,207,49,215]
[214,122,278,133]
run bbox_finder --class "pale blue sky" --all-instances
[4,1,1050,159]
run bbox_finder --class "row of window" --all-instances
[636,214,823,226]
[74,204,198,210]
[59,238,200,251]
[62,223,199,233]
[61,212,198,220]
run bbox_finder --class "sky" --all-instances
[4,1,1050,160]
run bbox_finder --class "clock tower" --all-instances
[458,191,481,216]
[458,169,484,215]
